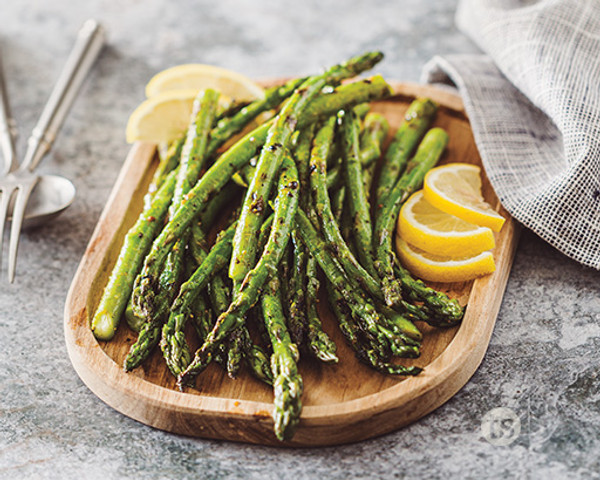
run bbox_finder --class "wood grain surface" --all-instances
[64,82,520,447]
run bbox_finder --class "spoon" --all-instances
[0,20,104,229]
[10,174,75,229]
[0,77,75,230]
[0,65,76,229]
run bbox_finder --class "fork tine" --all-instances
[7,180,37,282]
[0,186,15,274]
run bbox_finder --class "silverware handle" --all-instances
[21,19,105,172]
[0,51,18,176]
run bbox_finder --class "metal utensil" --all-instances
[12,174,76,229]
[0,19,105,282]
[0,54,76,230]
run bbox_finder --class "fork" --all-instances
[0,19,104,282]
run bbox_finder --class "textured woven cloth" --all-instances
[421,0,600,269]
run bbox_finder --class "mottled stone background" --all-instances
[1,1,599,479]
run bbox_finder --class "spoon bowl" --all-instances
[9,174,76,229]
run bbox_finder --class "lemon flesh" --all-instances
[395,237,496,283]
[126,89,205,143]
[127,65,265,144]
[145,63,265,100]
[423,163,505,232]
[398,191,495,257]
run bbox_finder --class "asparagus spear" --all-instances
[160,222,236,376]
[287,231,308,346]
[191,213,253,380]
[126,91,220,368]
[216,99,251,121]
[326,281,422,375]
[207,77,306,156]
[374,127,449,309]
[186,188,238,347]
[134,75,393,306]
[308,125,431,332]
[262,276,303,441]
[133,89,219,319]
[359,112,389,169]
[224,212,277,380]
[91,170,177,341]
[126,148,214,335]
[124,240,185,371]
[375,98,437,207]
[228,51,385,289]
[242,215,279,384]
[309,116,382,298]
[296,209,418,358]
[305,252,338,363]
[321,111,388,195]
[226,327,247,378]
[294,124,337,361]
[360,112,389,199]
[179,153,299,387]
[232,76,392,188]
[394,263,464,327]
[191,292,214,345]
[353,102,371,120]
[339,109,378,279]
[247,341,275,386]
[286,126,315,346]
[144,137,184,210]
[176,89,221,207]
[205,275,230,366]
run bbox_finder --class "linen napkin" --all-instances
[421,0,600,269]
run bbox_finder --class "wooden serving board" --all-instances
[64,82,519,447]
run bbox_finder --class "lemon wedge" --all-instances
[145,63,265,101]
[398,191,495,257]
[127,65,266,144]
[126,89,206,143]
[395,237,496,283]
[423,163,505,232]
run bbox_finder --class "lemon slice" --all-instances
[423,163,505,232]
[126,89,237,143]
[398,191,495,257]
[145,63,265,101]
[126,89,202,143]
[395,237,495,283]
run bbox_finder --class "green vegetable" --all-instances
[394,264,464,327]
[126,91,220,369]
[359,112,389,168]
[295,209,417,359]
[93,53,473,443]
[144,137,183,210]
[339,109,377,279]
[207,77,306,156]
[305,251,338,363]
[91,171,177,341]
[124,239,185,371]
[160,222,236,376]
[262,276,303,441]
[309,116,382,299]
[326,281,421,376]
[229,51,385,289]
[134,74,393,306]
[375,98,437,206]
[374,127,449,308]
[360,112,389,199]
[179,153,299,388]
